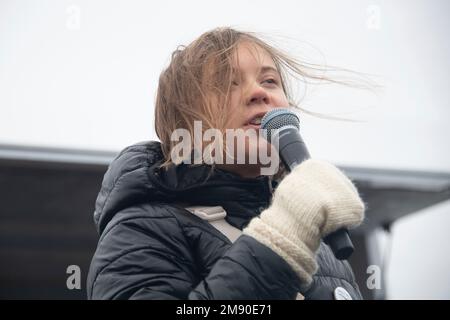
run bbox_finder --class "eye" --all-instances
[263,78,278,85]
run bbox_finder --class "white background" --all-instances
[1,0,449,299]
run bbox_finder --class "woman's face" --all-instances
[218,42,290,178]
[227,42,289,130]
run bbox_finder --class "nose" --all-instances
[245,83,270,106]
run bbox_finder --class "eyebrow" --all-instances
[231,65,281,78]
[260,66,280,74]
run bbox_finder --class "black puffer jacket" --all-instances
[87,141,363,300]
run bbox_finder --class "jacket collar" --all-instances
[149,150,276,229]
[94,141,277,233]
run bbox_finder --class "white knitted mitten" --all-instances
[243,159,365,286]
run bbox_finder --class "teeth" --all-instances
[250,117,262,125]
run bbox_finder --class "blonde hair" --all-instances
[154,27,372,168]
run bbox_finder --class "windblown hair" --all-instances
[154,27,370,168]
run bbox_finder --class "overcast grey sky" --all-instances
[1,0,449,299]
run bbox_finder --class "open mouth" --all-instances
[244,114,264,128]
[248,117,262,125]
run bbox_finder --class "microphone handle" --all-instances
[276,128,354,260]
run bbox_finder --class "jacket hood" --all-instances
[93,141,276,234]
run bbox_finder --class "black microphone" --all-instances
[261,108,354,260]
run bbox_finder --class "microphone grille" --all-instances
[261,108,300,142]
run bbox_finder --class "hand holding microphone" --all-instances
[243,108,365,286]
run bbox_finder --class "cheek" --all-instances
[226,93,245,128]
[275,91,290,106]
[230,89,245,111]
